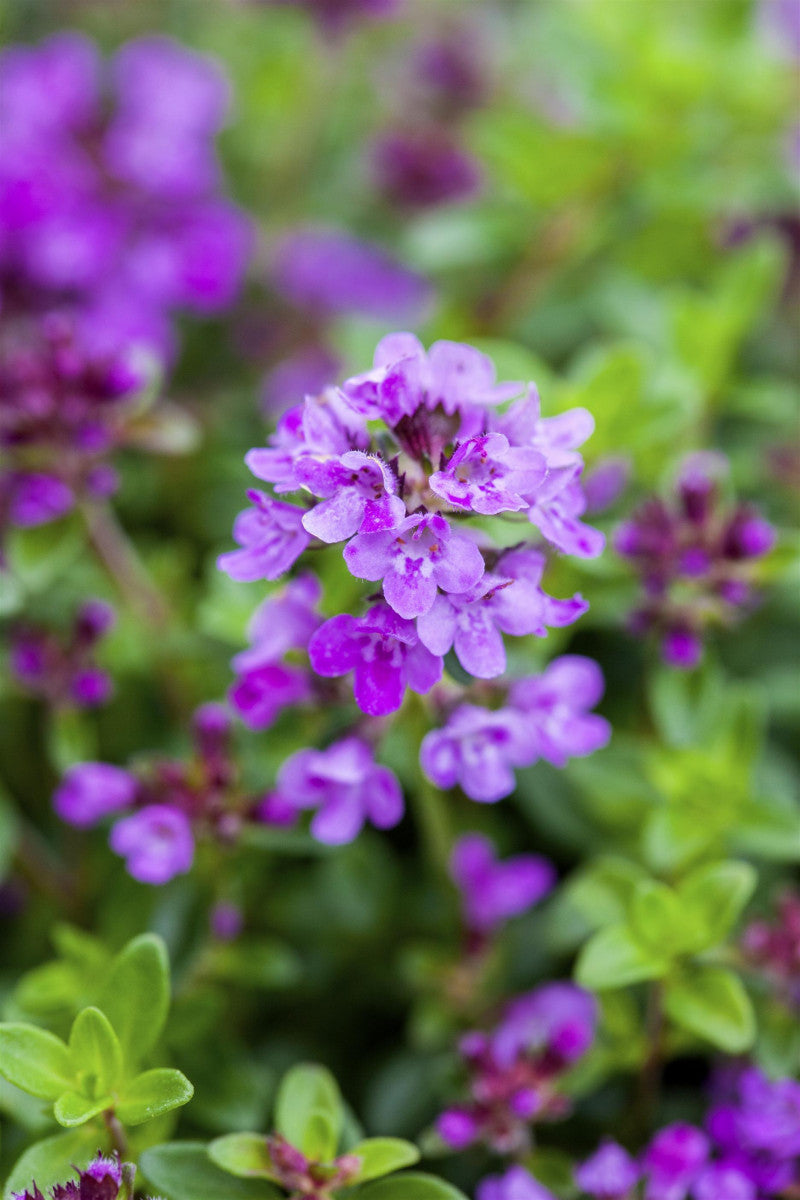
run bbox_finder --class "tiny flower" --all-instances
[436,1107,480,1150]
[53,761,138,828]
[371,128,482,209]
[298,450,406,543]
[450,833,556,932]
[692,1163,756,1200]
[274,737,404,844]
[476,1165,557,1200]
[574,1140,639,1200]
[245,391,369,493]
[217,490,310,582]
[642,1124,709,1200]
[109,804,194,885]
[309,602,442,715]
[420,705,536,803]
[508,655,611,767]
[429,433,546,516]
[344,511,485,618]
[5,473,74,527]
[491,983,597,1068]
[229,662,312,730]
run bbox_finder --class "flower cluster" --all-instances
[12,1153,156,1200]
[436,982,597,1154]
[477,1167,556,1200]
[10,598,115,709]
[450,833,555,936]
[0,32,250,359]
[741,888,800,1010]
[258,1133,361,1198]
[52,703,283,884]
[614,453,775,668]
[574,1067,800,1199]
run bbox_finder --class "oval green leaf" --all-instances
[350,1137,420,1183]
[0,1024,73,1100]
[140,1143,282,1200]
[116,1067,194,1126]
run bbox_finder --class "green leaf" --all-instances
[664,966,755,1054]
[69,1007,123,1096]
[208,1133,276,1180]
[350,1138,420,1183]
[274,1064,342,1159]
[676,861,757,952]
[116,1067,194,1126]
[97,934,170,1067]
[629,880,683,953]
[3,1127,101,1200]
[206,938,302,990]
[575,924,669,990]
[301,1107,338,1161]
[0,1024,73,1100]
[140,1143,281,1200]
[355,1173,469,1200]
[53,1089,112,1127]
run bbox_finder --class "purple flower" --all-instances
[509,655,611,767]
[245,391,369,494]
[575,1141,639,1200]
[229,663,312,731]
[692,1163,756,1200]
[269,0,403,35]
[217,490,310,582]
[527,475,605,558]
[642,1124,709,1200]
[261,346,341,416]
[4,473,74,526]
[429,433,546,516]
[708,1068,800,1191]
[450,834,555,931]
[371,129,482,208]
[436,1108,479,1150]
[239,572,322,663]
[492,983,597,1068]
[274,738,404,844]
[420,705,536,803]
[272,228,432,321]
[344,512,485,618]
[109,804,194,885]
[308,602,442,715]
[53,762,137,828]
[13,1152,127,1200]
[298,451,406,543]
[477,1166,557,1200]
[583,456,631,513]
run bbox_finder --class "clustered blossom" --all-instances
[615,453,775,668]
[52,703,290,885]
[12,1153,158,1200]
[10,598,115,709]
[741,888,800,1010]
[477,1166,557,1200]
[450,833,556,935]
[0,33,250,359]
[436,982,597,1154]
[255,1133,360,1199]
[421,655,610,803]
[573,1067,800,1199]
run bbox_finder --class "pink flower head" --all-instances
[109,804,194,885]
[309,602,442,715]
[217,490,310,582]
[344,511,485,618]
[509,655,611,767]
[642,1124,709,1200]
[476,1165,557,1200]
[429,433,546,516]
[492,983,597,1068]
[450,834,556,931]
[298,450,406,543]
[245,390,369,494]
[53,762,137,828]
[574,1140,640,1200]
[421,705,537,803]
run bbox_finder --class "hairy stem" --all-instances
[82,502,170,628]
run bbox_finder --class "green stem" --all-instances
[82,502,171,629]
[638,981,665,1130]
[407,695,453,879]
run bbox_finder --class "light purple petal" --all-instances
[416,593,457,656]
[308,615,359,676]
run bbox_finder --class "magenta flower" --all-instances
[217,490,310,582]
[309,602,442,715]
[344,512,485,618]
[298,451,406,543]
[527,476,606,558]
[53,762,138,828]
[274,738,404,844]
[10,598,115,710]
[245,391,369,493]
[2,472,74,527]
[642,1125,710,1200]
[420,705,536,802]
[692,1164,756,1200]
[574,1141,640,1200]
[109,804,194,885]
[708,1068,800,1192]
[429,433,546,516]
[371,128,482,209]
[12,1152,127,1200]
[492,983,597,1068]
[229,663,312,731]
[477,1166,557,1200]
[450,834,555,932]
[509,655,611,767]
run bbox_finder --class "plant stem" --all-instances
[638,980,665,1129]
[82,502,170,628]
[103,1109,130,1160]
[408,695,453,879]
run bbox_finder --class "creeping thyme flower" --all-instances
[436,982,596,1154]
[271,737,404,844]
[12,1152,146,1200]
[420,704,536,802]
[642,1124,711,1200]
[477,1166,557,1200]
[740,889,800,1010]
[615,453,775,667]
[450,834,555,933]
[574,1140,639,1200]
[109,805,195,885]
[10,599,115,709]
[508,655,611,767]
[370,128,482,209]
[217,491,311,582]
[54,762,138,828]
[708,1067,800,1194]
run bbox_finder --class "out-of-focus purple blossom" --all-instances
[740,889,800,1010]
[210,901,244,942]
[420,705,536,803]
[509,655,611,767]
[615,455,775,669]
[272,229,433,322]
[229,662,313,731]
[109,804,195,885]
[245,389,369,493]
[309,603,442,715]
[436,982,596,1154]
[261,346,341,416]
[217,490,310,582]
[574,1140,639,1200]
[708,1067,800,1193]
[371,129,482,208]
[450,833,555,932]
[642,1124,710,1200]
[409,27,489,118]
[477,1165,557,1200]
[692,1163,756,1200]
[54,762,138,828]
[10,598,115,710]
[266,0,403,35]
[1,473,74,528]
[273,737,403,844]
[344,511,485,618]
[583,456,631,513]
